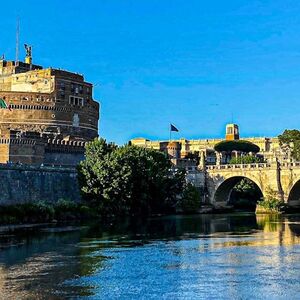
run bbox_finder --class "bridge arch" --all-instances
[213,175,264,208]
[287,179,300,207]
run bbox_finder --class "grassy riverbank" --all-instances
[0,200,97,224]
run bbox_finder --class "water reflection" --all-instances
[0,214,299,299]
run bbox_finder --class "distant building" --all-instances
[131,124,281,166]
[0,46,99,166]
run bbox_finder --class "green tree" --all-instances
[78,139,186,218]
[230,178,262,210]
[256,186,286,213]
[179,183,201,213]
[233,178,258,194]
[77,138,117,205]
[278,129,300,160]
[214,140,260,153]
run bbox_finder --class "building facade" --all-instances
[0,48,99,165]
[131,124,282,166]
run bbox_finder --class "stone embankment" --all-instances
[0,163,80,205]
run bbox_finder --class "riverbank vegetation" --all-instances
[0,199,94,224]
[230,178,262,211]
[177,183,202,213]
[77,138,191,218]
[256,187,286,214]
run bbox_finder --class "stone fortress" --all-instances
[131,123,282,167]
[0,45,99,166]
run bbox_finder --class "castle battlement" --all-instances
[0,138,42,145]
[47,138,87,147]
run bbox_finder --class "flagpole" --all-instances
[169,123,171,141]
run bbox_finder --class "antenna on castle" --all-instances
[15,17,20,63]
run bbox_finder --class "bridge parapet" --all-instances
[280,162,300,168]
[206,163,271,171]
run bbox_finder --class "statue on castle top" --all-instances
[24,44,32,57]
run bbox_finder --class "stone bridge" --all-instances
[205,162,300,208]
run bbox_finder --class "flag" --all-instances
[170,124,179,132]
[0,99,7,108]
[0,99,11,111]
[0,99,8,109]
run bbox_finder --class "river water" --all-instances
[0,213,300,299]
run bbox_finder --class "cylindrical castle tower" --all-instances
[0,49,99,165]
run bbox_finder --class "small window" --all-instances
[227,127,233,134]
[59,81,65,91]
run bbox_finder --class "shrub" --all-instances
[229,155,262,164]
[0,200,88,224]
[179,183,201,213]
[256,187,286,213]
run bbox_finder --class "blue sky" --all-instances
[1,0,300,144]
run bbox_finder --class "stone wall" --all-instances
[185,169,206,189]
[44,151,84,166]
[0,164,81,205]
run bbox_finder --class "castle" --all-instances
[0,46,99,166]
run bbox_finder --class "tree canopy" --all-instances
[278,129,300,160]
[214,140,260,153]
[77,138,186,218]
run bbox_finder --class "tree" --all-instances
[179,183,201,213]
[77,139,186,218]
[214,140,260,153]
[231,178,262,210]
[278,129,300,160]
[256,186,286,213]
[77,138,117,206]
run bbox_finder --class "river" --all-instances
[0,213,300,299]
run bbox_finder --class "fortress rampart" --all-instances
[0,164,80,205]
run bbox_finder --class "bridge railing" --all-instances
[280,162,300,168]
[206,163,271,170]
